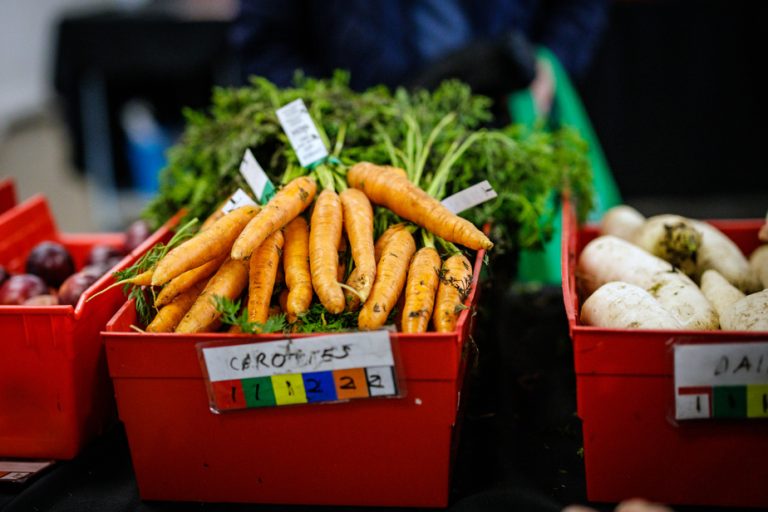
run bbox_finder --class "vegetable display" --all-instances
[579,204,768,332]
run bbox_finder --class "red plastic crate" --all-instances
[561,198,768,508]
[103,220,483,508]
[0,193,167,460]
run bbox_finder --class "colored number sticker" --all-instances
[272,373,307,406]
[333,368,369,400]
[365,366,398,397]
[302,371,338,403]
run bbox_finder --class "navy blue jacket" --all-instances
[231,0,607,89]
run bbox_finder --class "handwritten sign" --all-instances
[441,180,497,214]
[674,342,768,420]
[198,331,401,413]
[239,149,276,204]
[276,99,328,168]
[220,188,257,214]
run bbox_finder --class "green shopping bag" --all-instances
[509,48,622,283]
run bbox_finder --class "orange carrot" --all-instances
[344,267,363,311]
[340,188,376,303]
[310,188,345,314]
[154,255,226,307]
[278,288,289,314]
[175,258,249,333]
[231,176,317,260]
[374,223,408,263]
[152,205,259,286]
[401,247,442,333]
[283,216,313,321]
[358,229,416,330]
[432,253,473,332]
[337,235,348,283]
[247,230,284,328]
[146,279,207,333]
[348,162,492,251]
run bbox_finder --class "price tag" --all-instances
[674,342,768,420]
[441,180,497,214]
[0,460,55,484]
[197,330,403,413]
[276,99,328,168]
[220,188,257,215]
[239,149,276,204]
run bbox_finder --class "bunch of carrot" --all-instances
[125,162,485,335]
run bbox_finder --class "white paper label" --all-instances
[201,330,394,382]
[0,460,54,483]
[221,188,257,214]
[276,99,328,167]
[674,342,768,420]
[239,149,275,203]
[441,180,497,214]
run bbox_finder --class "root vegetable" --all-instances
[401,247,442,333]
[247,230,284,328]
[347,162,492,250]
[432,253,473,333]
[231,176,316,261]
[749,245,768,289]
[578,235,718,330]
[340,188,376,303]
[599,205,646,241]
[701,269,768,331]
[358,228,416,330]
[309,188,345,314]
[147,280,207,333]
[283,216,313,321]
[580,282,683,329]
[633,215,760,293]
[154,255,226,308]
[152,205,259,286]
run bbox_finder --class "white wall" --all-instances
[0,0,113,134]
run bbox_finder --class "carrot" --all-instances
[344,267,364,311]
[401,247,442,333]
[432,253,473,333]
[374,223,408,263]
[152,205,259,286]
[310,188,346,314]
[278,288,289,314]
[283,216,313,320]
[340,188,376,303]
[247,230,284,328]
[347,162,493,251]
[358,229,416,330]
[154,255,226,308]
[146,279,208,333]
[337,235,348,283]
[175,258,249,333]
[231,176,317,260]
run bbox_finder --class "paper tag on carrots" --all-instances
[239,149,276,204]
[221,188,257,214]
[441,180,497,214]
[276,99,328,168]
[196,330,405,413]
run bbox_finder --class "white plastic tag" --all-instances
[674,342,768,420]
[239,149,276,203]
[441,180,497,214]
[197,330,404,412]
[276,99,328,167]
[221,188,257,215]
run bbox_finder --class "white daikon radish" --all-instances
[578,235,718,330]
[632,214,760,292]
[599,205,646,241]
[701,269,768,331]
[749,245,768,289]
[580,282,682,329]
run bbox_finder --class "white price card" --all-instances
[220,188,257,214]
[441,180,497,214]
[674,341,768,420]
[276,99,328,167]
[0,460,55,484]
[197,330,404,412]
[239,149,276,204]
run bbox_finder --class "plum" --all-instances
[25,241,75,288]
[125,219,152,252]
[58,270,100,307]
[87,244,126,267]
[0,274,48,305]
[23,294,59,306]
[0,265,8,286]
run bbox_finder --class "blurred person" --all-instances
[230,0,608,115]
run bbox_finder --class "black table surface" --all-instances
[0,285,756,512]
